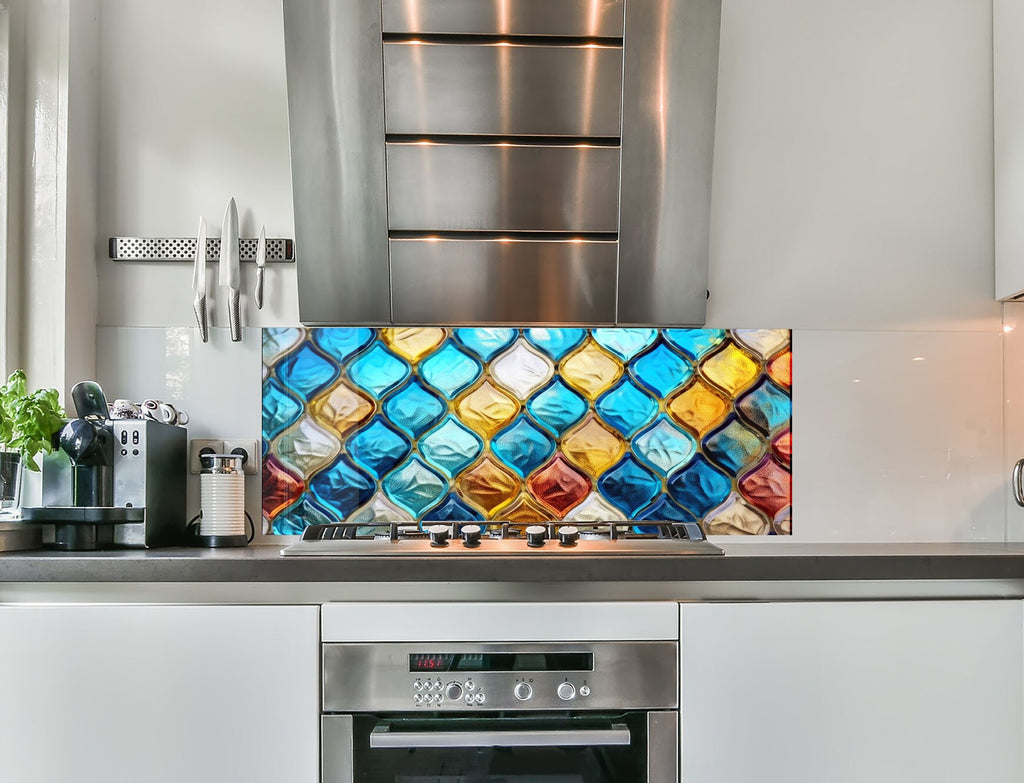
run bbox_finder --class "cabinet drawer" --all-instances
[390,238,617,323]
[386,143,621,232]
[382,0,625,37]
[384,42,623,137]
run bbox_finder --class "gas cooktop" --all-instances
[280,521,724,557]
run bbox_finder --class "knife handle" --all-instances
[193,295,209,343]
[229,289,241,342]
[255,267,265,310]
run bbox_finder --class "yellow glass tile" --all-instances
[382,328,447,363]
[310,382,374,437]
[501,495,551,526]
[560,341,623,400]
[454,380,520,438]
[455,456,520,515]
[667,380,730,436]
[561,414,626,477]
[700,343,760,396]
[768,350,792,387]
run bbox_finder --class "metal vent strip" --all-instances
[108,237,294,263]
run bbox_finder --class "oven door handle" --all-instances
[369,723,632,749]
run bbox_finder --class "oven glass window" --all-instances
[349,713,647,783]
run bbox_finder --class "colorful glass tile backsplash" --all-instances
[262,328,792,535]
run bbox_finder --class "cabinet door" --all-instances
[0,604,319,783]
[680,601,1023,783]
[996,0,1024,300]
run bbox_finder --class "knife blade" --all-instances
[254,224,266,310]
[219,197,241,342]
[191,217,209,342]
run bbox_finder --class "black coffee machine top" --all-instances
[21,381,186,550]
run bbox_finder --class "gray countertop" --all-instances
[2,542,1024,596]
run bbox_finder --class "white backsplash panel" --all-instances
[791,329,1004,542]
[96,326,264,530]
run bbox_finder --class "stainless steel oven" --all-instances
[321,641,678,783]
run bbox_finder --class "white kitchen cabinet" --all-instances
[0,604,319,783]
[996,0,1024,299]
[680,601,1023,783]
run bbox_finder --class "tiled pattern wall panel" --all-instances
[262,328,792,534]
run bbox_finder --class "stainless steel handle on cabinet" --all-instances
[369,724,631,749]
[1013,459,1024,507]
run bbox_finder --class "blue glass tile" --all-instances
[598,456,661,517]
[634,495,699,524]
[382,456,448,517]
[667,455,732,516]
[419,416,484,478]
[455,328,517,361]
[382,379,446,438]
[275,343,340,400]
[595,379,658,438]
[346,416,412,480]
[420,341,483,397]
[347,343,411,399]
[309,455,376,519]
[592,328,657,361]
[262,377,304,441]
[524,328,587,361]
[526,378,588,436]
[737,379,791,435]
[663,329,726,360]
[271,496,338,534]
[702,417,766,475]
[421,493,485,522]
[312,328,374,361]
[629,342,693,398]
[633,417,697,476]
[491,416,556,478]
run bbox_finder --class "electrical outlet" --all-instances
[223,438,260,475]
[189,439,224,474]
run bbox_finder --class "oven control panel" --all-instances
[322,641,678,713]
[409,675,592,708]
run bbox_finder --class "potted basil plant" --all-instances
[0,370,65,513]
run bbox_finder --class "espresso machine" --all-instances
[22,381,187,550]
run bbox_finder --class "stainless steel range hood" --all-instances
[283,0,721,326]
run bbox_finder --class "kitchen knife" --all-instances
[254,224,266,310]
[219,197,241,342]
[192,217,209,342]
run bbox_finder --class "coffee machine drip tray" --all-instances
[21,506,146,551]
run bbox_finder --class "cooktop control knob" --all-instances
[514,682,533,701]
[525,525,547,548]
[557,525,579,547]
[461,524,482,548]
[427,524,450,547]
[445,682,463,701]
[557,682,576,701]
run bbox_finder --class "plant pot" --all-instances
[0,451,23,516]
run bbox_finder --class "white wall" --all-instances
[92,0,1005,541]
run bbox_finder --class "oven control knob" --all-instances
[579,685,591,697]
[513,682,533,701]
[525,525,547,547]
[461,524,482,548]
[445,682,463,701]
[427,524,450,547]
[557,525,579,546]
[557,682,576,701]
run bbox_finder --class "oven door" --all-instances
[323,711,677,783]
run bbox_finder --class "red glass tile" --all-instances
[738,456,791,519]
[767,350,792,388]
[527,454,591,517]
[772,429,792,467]
[263,455,305,519]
